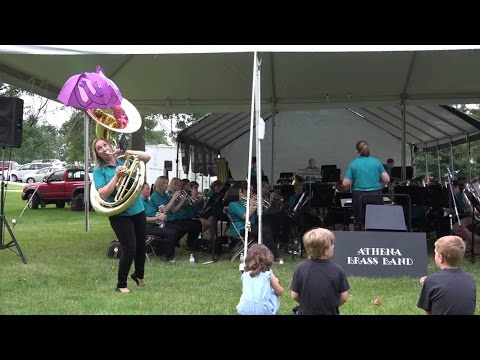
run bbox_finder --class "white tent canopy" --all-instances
[2,45,480,178]
[177,105,480,182]
[2,46,480,114]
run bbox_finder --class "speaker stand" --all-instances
[0,150,27,263]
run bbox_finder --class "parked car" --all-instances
[0,160,20,181]
[21,168,91,209]
[21,166,63,184]
[10,162,52,182]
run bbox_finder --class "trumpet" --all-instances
[175,190,203,207]
[268,191,284,207]
[240,194,270,211]
[155,205,166,228]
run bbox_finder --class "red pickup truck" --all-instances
[21,168,91,210]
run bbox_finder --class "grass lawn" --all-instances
[0,189,478,315]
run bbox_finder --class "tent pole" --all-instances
[256,54,263,245]
[468,139,472,179]
[401,95,407,181]
[84,111,90,232]
[425,146,428,178]
[244,52,258,257]
[450,140,454,179]
[437,144,441,184]
[271,103,275,185]
[176,144,179,178]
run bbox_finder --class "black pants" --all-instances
[168,218,202,249]
[240,222,279,259]
[263,212,291,244]
[146,223,180,260]
[109,211,147,288]
[352,190,383,230]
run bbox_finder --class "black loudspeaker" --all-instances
[0,97,24,148]
[164,160,172,171]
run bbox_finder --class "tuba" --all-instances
[89,99,146,216]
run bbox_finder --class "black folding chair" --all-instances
[224,209,253,262]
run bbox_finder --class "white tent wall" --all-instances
[221,110,411,183]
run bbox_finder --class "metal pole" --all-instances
[401,95,407,181]
[176,144,179,178]
[468,140,472,179]
[256,55,263,245]
[84,111,90,232]
[244,52,258,256]
[425,146,428,178]
[271,103,275,186]
[437,145,441,185]
[450,140,454,180]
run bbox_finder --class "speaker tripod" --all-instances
[0,151,27,263]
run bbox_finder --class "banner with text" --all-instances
[332,231,428,277]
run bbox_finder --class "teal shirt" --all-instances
[92,159,145,216]
[345,155,384,191]
[288,194,297,208]
[142,197,157,217]
[228,201,257,237]
[142,197,158,227]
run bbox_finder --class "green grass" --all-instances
[0,191,479,314]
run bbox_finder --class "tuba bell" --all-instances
[89,98,146,216]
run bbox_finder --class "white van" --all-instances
[10,163,52,182]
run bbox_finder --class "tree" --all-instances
[414,105,480,180]
[60,111,96,165]
[10,114,60,163]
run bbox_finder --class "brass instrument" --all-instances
[176,190,194,207]
[89,100,145,216]
[240,194,270,211]
[155,205,166,228]
[268,191,284,209]
[462,179,480,221]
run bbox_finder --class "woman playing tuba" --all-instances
[91,98,150,294]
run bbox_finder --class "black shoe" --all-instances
[130,273,145,286]
[130,273,140,286]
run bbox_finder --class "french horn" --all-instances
[89,98,146,216]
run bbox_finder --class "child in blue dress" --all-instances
[236,244,284,315]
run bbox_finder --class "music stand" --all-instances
[0,147,27,263]
[321,165,340,183]
[297,169,322,197]
[288,192,311,260]
[390,166,413,180]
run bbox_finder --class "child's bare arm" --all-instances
[339,290,349,306]
[270,272,284,296]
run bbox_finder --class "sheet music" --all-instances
[297,169,322,183]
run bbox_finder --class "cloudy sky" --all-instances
[21,93,73,128]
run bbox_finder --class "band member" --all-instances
[140,182,180,262]
[92,138,151,293]
[155,177,202,250]
[261,179,290,248]
[226,181,280,261]
[305,157,320,170]
[340,140,390,230]
[289,182,322,232]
